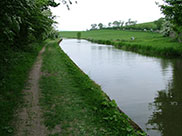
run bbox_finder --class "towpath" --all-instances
[15,46,47,136]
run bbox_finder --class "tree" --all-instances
[108,22,112,27]
[48,26,60,39]
[0,0,60,49]
[91,24,97,30]
[113,21,121,27]
[154,18,164,30]
[77,32,81,39]
[0,0,64,83]
[0,0,76,49]
[130,20,137,26]
[120,21,125,27]
[160,20,174,37]
[98,23,104,29]
[125,18,137,26]
[159,0,182,42]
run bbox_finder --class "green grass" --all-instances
[0,42,44,135]
[40,40,146,136]
[60,30,182,57]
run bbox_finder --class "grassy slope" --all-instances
[60,30,182,57]
[124,22,157,30]
[40,40,146,136]
[0,42,44,135]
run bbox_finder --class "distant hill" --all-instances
[124,21,158,31]
[124,18,164,31]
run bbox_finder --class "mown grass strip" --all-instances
[40,40,146,136]
[60,30,182,58]
[0,42,45,136]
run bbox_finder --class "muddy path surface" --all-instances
[15,46,48,136]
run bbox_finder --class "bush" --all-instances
[77,32,81,39]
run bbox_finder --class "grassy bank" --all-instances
[60,30,182,57]
[40,40,146,136]
[0,42,44,135]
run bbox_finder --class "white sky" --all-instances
[51,0,164,31]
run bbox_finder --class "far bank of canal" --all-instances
[60,39,182,136]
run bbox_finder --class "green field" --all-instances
[60,30,182,57]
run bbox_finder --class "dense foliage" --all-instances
[0,0,69,86]
[0,1,60,135]
[0,0,60,107]
[159,0,182,42]
[0,1,80,134]
[0,0,59,48]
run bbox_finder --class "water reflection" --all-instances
[148,59,182,136]
[60,39,182,136]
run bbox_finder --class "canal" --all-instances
[60,39,182,136]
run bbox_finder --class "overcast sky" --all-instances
[51,0,164,31]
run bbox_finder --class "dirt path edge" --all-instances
[15,46,47,136]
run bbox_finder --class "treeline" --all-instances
[0,1,63,134]
[90,18,164,32]
[90,0,182,43]
[0,0,60,49]
[0,0,62,90]
[0,1,76,135]
[91,19,137,30]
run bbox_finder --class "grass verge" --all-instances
[60,30,182,57]
[0,41,44,135]
[40,40,146,136]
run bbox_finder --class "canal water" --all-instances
[59,39,182,136]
